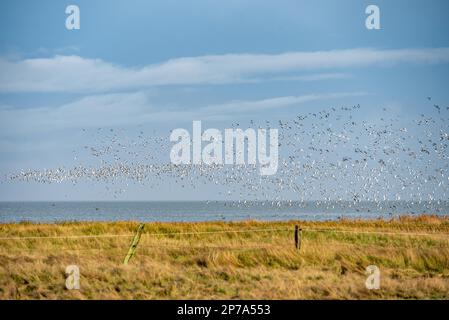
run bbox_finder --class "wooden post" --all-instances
[123,223,145,265]
[295,225,302,251]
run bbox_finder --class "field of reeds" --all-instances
[0,215,449,299]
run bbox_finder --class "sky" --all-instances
[0,0,448,201]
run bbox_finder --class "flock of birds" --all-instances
[5,98,449,214]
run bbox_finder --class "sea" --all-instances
[0,201,448,223]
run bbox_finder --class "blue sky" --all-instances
[0,0,448,201]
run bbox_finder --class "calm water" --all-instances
[0,201,448,223]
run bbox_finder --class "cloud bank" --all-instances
[0,91,366,135]
[1,47,449,93]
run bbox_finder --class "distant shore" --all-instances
[0,215,448,299]
[1,200,449,223]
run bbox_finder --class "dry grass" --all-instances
[0,215,449,299]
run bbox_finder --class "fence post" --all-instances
[123,223,145,265]
[295,225,302,251]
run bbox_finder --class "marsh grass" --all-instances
[0,215,448,299]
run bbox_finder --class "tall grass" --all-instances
[0,215,448,299]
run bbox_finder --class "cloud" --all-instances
[1,47,448,93]
[0,91,366,135]
[260,73,353,82]
[0,92,156,133]
[201,92,366,114]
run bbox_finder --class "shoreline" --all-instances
[2,213,448,225]
[0,213,447,225]
[2,201,448,224]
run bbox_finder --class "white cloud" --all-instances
[201,92,366,114]
[0,92,157,132]
[0,91,366,134]
[261,73,353,82]
[1,47,448,93]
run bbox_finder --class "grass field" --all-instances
[1,215,449,299]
